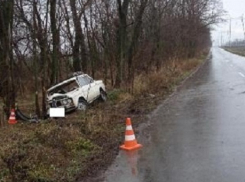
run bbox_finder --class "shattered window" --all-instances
[77,76,92,86]
[48,80,79,96]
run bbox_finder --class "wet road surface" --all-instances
[103,47,245,182]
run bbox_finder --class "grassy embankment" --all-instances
[222,46,245,57]
[0,51,209,182]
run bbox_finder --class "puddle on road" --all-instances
[104,149,142,182]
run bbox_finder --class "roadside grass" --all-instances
[0,52,208,182]
[222,46,245,57]
[134,57,203,97]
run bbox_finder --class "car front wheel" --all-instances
[77,99,88,111]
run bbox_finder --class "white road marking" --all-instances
[238,72,245,78]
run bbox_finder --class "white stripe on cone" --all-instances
[125,135,136,141]
[126,125,133,130]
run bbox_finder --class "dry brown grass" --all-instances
[0,54,207,182]
[133,57,202,97]
[223,47,245,57]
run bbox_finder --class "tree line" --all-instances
[0,0,224,117]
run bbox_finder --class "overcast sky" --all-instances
[211,0,245,46]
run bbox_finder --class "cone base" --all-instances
[8,121,17,125]
[8,120,17,125]
[120,143,142,151]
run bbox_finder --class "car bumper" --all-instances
[47,105,76,114]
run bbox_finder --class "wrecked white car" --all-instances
[46,73,107,113]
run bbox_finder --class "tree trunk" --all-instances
[127,0,148,85]
[115,0,130,87]
[50,0,60,84]
[0,0,15,113]
[33,0,40,117]
[70,0,87,72]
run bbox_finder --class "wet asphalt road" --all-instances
[103,47,245,182]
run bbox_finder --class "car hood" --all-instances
[48,93,73,101]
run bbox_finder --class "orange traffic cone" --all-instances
[8,109,17,125]
[120,118,142,151]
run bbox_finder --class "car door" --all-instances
[77,75,96,102]
[86,76,99,102]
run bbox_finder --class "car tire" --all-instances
[77,98,88,111]
[100,89,107,101]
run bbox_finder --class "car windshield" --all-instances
[48,80,79,96]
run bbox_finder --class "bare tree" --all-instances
[115,0,130,87]
[50,0,60,85]
[0,0,15,114]
[0,0,224,119]
[69,0,89,72]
